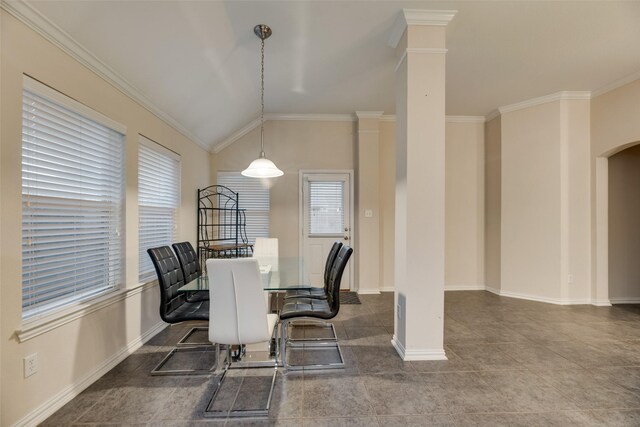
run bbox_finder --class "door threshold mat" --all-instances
[340,291,361,304]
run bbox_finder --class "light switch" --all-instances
[364,209,373,218]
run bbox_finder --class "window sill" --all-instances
[16,281,157,343]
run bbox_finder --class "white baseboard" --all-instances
[380,286,395,292]
[485,285,500,295]
[14,320,168,427]
[391,335,447,361]
[609,297,640,304]
[357,289,381,295]
[486,286,591,305]
[445,284,486,291]
[363,283,609,306]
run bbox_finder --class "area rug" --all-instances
[340,291,361,304]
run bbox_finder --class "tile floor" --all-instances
[41,291,640,426]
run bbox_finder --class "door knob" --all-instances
[344,236,349,240]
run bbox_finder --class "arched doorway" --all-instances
[594,140,640,305]
[608,143,640,303]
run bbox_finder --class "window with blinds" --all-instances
[216,172,269,244]
[21,79,125,320]
[308,181,344,236]
[138,137,180,282]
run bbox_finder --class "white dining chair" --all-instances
[253,237,279,271]
[205,258,279,418]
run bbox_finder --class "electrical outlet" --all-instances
[24,353,38,378]
[568,274,574,284]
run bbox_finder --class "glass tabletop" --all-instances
[178,257,314,293]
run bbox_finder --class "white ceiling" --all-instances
[25,1,640,150]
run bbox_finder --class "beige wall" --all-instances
[1,12,210,425]
[359,117,487,294]
[445,121,485,289]
[592,80,640,158]
[591,79,640,304]
[563,99,591,303]
[356,115,381,293]
[379,120,396,291]
[608,144,640,301]
[484,116,502,291]
[501,102,563,301]
[212,115,485,300]
[499,98,591,304]
[211,120,355,260]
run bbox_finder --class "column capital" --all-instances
[388,9,457,48]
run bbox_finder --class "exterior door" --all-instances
[301,172,352,290]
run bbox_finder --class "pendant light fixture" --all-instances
[242,24,284,178]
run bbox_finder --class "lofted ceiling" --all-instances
[23,0,640,150]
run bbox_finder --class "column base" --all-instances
[391,335,448,361]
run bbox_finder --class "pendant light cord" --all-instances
[260,37,266,158]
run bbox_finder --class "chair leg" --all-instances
[176,326,211,347]
[279,319,288,368]
[150,346,217,376]
[287,321,338,346]
[205,344,278,418]
[279,318,345,371]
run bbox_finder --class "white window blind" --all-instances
[138,137,180,282]
[308,181,344,236]
[217,172,269,244]
[21,82,125,320]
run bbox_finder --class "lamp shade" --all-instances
[241,156,284,178]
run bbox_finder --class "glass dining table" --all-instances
[175,256,336,372]
[176,257,316,366]
[177,257,315,301]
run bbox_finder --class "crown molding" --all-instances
[591,70,640,98]
[355,111,384,119]
[407,47,449,54]
[212,117,262,154]
[268,113,355,122]
[445,115,485,124]
[389,9,457,48]
[498,91,592,115]
[485,109,501,122]
[1,0,210,152]
[374,115,485,124]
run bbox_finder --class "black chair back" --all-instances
[147,246,186,323]
[326,245,353,315]
[323,241,343,291]
[172,241,201,283]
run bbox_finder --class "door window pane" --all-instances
[308,181,344,236]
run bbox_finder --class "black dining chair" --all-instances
[278,245,353,370]
[173,241,208,301]
[283,241,342,301]
[172,241,202,283]
[147,246,213,375]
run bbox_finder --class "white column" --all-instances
[390,9,456,360]
[356,111,383,294]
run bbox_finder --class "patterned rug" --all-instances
[340,291,361,305]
